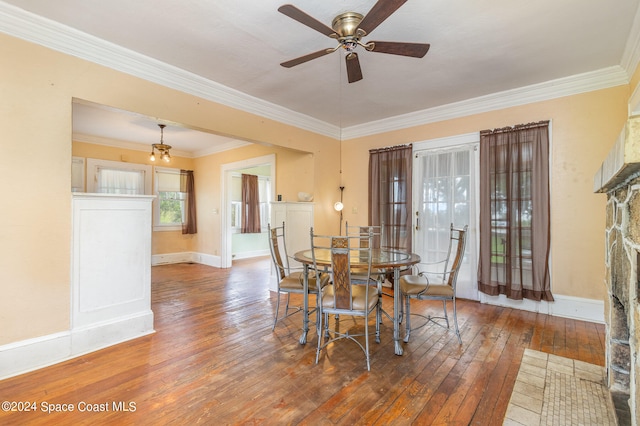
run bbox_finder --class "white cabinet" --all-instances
[269,202,314,290]
[71,193,155,355]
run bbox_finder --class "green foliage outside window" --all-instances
[159,191,184,224]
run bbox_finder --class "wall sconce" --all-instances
[334,186,345,234]
[150,124,172,163]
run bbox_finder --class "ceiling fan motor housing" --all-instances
[332,12,364,51]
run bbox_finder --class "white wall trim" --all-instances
[479,293,604,324]
[232,249,270,260]
[342,67,628,139]
[151,251,222,268]
[0,2,634,141]
[151,252,196,266]
[0,1,339,139]
[0,313,154,381]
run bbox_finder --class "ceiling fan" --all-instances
[278,0,430,83]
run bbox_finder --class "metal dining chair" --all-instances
[345,222,390,323]
[268,222,328,331]
[312,228,381,371]
[399,223,468,344]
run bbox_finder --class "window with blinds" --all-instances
[155,167,185,229]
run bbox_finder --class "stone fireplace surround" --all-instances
[594,115,640,425]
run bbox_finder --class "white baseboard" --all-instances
[70,311,155,356]
[152,252,221,268]
[232,249,270,260]
[151,252,195,265]
[0,312,154,381]
[479,293,604,324]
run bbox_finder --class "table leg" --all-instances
[299,263,309,345]
[393,266,404,356]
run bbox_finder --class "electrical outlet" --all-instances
[352,207,358,214]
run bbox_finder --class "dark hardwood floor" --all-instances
[0,257,605,425]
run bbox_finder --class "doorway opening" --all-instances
[221,154,276,268]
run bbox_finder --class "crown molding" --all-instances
[0,1,636,142]
[620,1,640,76]
[73,133,192,157]
[73,133,250,158]
[0,1,340,139]
[341,66,629,140]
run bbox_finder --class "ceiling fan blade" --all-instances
[345,52,363,83]
[281,48,333,68]
[357,0,408,36]
[278,4,337,38]
[369,41,430,58]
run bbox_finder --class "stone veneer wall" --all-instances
[605,177,640,424]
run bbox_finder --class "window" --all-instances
[230,174,271,232]
[478,121,553,302]
[155,167,185,230]
[86,158,151,194]
[71,157,85,192]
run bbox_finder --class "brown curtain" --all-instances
[478,121,553,301]
[241,173,261,234]
[180,169,197,235]
[368,144,412,253]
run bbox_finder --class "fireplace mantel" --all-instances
[594,115,640,194]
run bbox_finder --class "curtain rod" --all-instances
[480,120,549,136]
[369,143,412,154]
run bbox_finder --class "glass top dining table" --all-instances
[293,248,421,355]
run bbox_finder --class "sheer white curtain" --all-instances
[96,167,145,194]
[415,148,471,262]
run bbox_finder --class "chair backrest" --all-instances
[445,224,469,289]
[267,222,289,280]
[311,228,373,311]
[345,222,381,249]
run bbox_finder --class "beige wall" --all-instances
[192,143,317,257]
[0,28,632,347]
[341,86,630,301]
[0,33,338,345]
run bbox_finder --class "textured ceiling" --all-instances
[2,0,639,153]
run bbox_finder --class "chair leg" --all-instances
[324,312,330,339]
[375,302,381,344]
[452,297,462,344]
[272,291,282,331]
[315,308,323,365]
[316,294,322,335]
[442,300,450,328]
[364,312,370,371]
[285,293,291,315]
[403,294,412,343]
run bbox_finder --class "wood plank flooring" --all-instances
[0,257,606,425]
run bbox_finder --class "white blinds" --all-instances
[156,170,181,192]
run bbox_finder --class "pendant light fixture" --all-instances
[150,124,172,163]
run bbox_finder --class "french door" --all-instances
[413,140,479,300]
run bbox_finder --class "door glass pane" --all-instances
[414,146,477,300]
